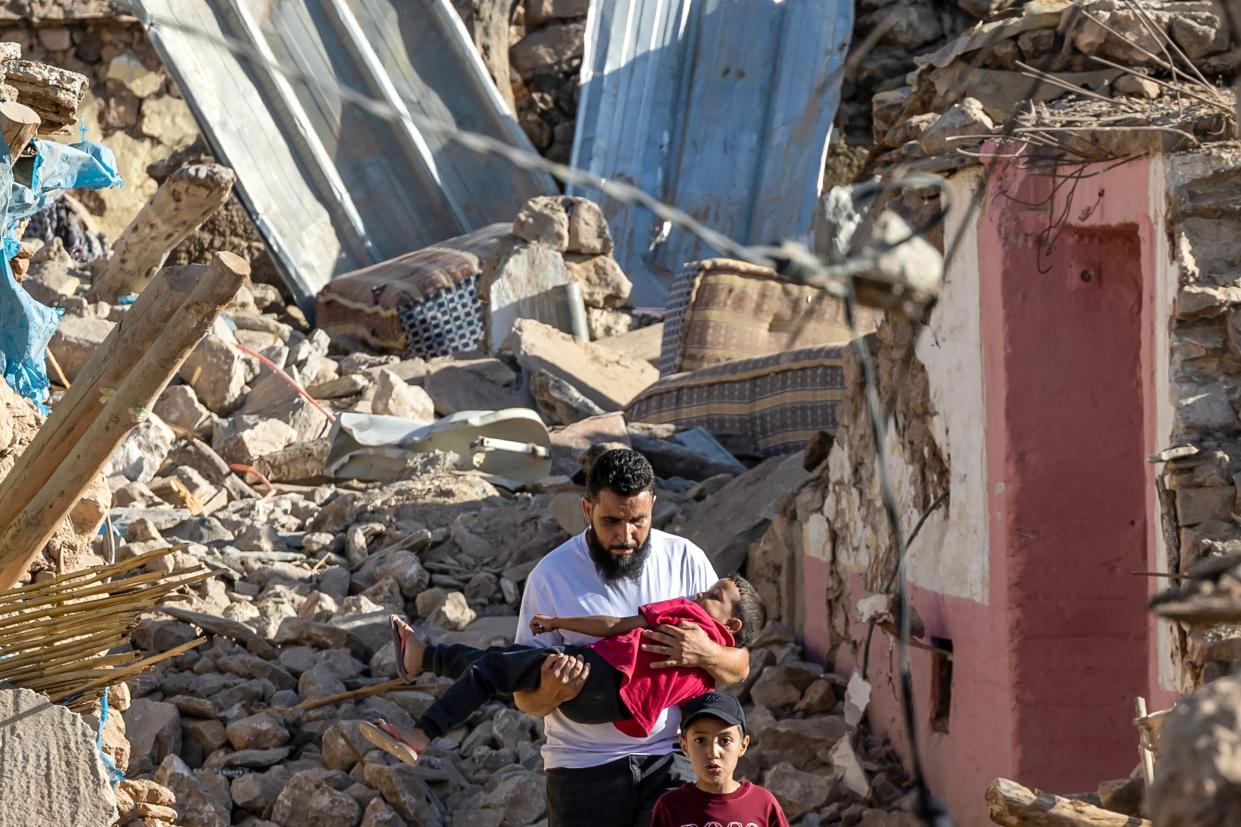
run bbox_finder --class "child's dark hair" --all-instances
[586,448,656,500]
[725,575,766,648]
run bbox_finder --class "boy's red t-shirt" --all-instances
[588,597,734,737]
[651,781,790,827]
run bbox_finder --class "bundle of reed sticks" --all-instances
[0,545,211,712]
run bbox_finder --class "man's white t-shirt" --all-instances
[515,528,718,769]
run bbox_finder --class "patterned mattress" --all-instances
[316,224,509,358]
[627,345,848,459]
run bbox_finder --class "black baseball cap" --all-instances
[680,692,746,735]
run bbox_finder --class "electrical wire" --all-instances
[99,4,1149,825]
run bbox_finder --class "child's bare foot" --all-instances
[360,719,428,767]
[390,615,426,682]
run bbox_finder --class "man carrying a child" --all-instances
[515,448,751,827]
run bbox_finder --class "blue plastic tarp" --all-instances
[0,139,122,407]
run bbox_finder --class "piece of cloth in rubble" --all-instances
[0,139,122,406]
[590,597,733,738]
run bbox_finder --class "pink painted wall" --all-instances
[823,157,1171,827]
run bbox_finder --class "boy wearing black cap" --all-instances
[652,692,790,827]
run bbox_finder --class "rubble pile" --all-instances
[491,194,635,344]
[870,0,1237,168]
[111,542,922,827]
[0,168,916,824]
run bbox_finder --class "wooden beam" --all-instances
[0,100,40,160]
[987,778,1151,826]
[88,164,236,302]
[0,265,200,541]
[0,253,248,589]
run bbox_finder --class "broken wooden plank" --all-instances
[0,253,248,589]
[986,778,1152,826]
[89,164,236,302]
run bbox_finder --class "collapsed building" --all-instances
[8,0,1241,826]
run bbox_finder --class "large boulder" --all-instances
[123,697,182,775]
[0,687,118,827]
[270,770,361,827]
[503,318,658,412]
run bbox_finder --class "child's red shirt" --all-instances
[651,781,790,827]
[588,597,734,737]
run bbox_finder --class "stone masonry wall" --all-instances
[1158,144,1241,691]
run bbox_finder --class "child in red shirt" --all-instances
[360,576,766,765]
[652,692,790,827]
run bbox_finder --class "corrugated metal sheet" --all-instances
[569,0,853,307]
[139,0,555,314]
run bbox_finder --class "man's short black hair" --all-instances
[726,575,766,648]
[586,448,655,501]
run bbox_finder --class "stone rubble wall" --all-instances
[839,0,975,146]
[1158,144,1241,691]
[747,315,950,658]
[0,16,195,239]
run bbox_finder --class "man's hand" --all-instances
[642,622,749,685]
[529,614,559,636]
[512,652,590,717]
[641,621,717,668]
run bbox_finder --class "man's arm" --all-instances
[641,621,750,686]
[513,573,588,716]
[531,613,648,638]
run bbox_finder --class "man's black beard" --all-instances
[586,528,652,583]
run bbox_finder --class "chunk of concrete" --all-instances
[565,197,613,256]
[179,333,253,415]
[530,369,604,425]
[482,237,576,352]
[504,319,658,412]
[424,356,526,416]
[424,591,477,631]
[48,314,114,382]
[763,762,841,820]
[918,96,994,156]
[23,256,82,306]
[564,253,631,309]
[271,770,362,827]
[0,687,119,827]
[107,413,177,484]
[154,384,218,438]
[225,713,290,751]
[371,368,434,421]
[1149,670,1241,826]
[123,697,182,776]
[674,453,809,574]
[214,415,298,466]
[511,195,569,250]
[586,307,633,341]
[154,754,230,827]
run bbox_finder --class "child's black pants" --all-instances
[415,642,631,738]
